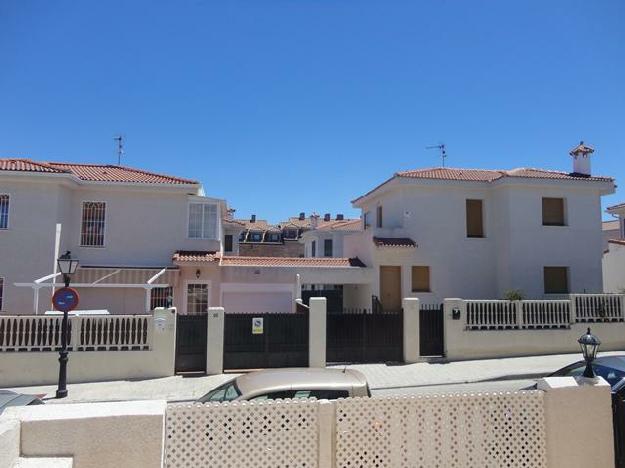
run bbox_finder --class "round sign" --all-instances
[52,287,80,313]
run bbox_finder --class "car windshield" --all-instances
[561,363,625,388]
[198,379,241,403]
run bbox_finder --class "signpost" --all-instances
[52,287,80,313]
[252,317,264,335]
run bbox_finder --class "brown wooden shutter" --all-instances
[542,198,565,226]
[412,266,431,292]
[544,267,569,294]
[466,200,484,238]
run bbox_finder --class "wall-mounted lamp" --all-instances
[452,308,461,320]
[195,269,201,279]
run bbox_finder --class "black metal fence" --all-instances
[419,303,444,357]
[175,314,207,373]
[223,312,309,369]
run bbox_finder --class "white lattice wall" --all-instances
[166,400,319,468]
[335,392,547,468]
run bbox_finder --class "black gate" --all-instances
[327,306,403,364]
[302,289,343,313]
[223,312,309,370]
[175,314,208,373]
[419,304,444,357]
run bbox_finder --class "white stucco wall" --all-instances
[348,177,610,301]
[603,242,625,293]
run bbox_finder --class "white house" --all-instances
[603,201,625,293]
[340,142,615,309]
[0,159,368,315]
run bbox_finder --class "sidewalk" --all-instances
[6,351,622,404]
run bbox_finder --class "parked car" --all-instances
[542,355,625,468]
[0,390,44,415]
[197,368,370,403]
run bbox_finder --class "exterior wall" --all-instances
[0,308,176,386]
[603,243,625,293]
[239,241,304,257]
[0,173,221,314]
[349,179,608,300]
[302,230,352,258]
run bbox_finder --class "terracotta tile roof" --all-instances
[0,158,199,185]
[237,219,275,230]
[603,220,620,231]
[608,239,625,247]
[373,237,417,248]
[172,251,219,262]
[608,202,625,211]
[220,256,366,268]
[223,218,247,227]
[282,217,312,228]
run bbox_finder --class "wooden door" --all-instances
[380,266,402,311]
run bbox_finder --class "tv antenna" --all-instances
[426,143,447,167]
[113,135,124,165]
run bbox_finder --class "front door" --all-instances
[380,266,402,312]
[174,282,210,373]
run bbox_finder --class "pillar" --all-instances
[206,307,224,375]
[402,298,420,363]
[309,297,327,368]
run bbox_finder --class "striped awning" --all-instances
[72,267,179,286]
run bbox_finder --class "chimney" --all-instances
[324,213,331,222]
[569,141,594,176]
[299,212,306,221]
[226,208,235,220]
[310,213,320,229]
[336,214,344,221]
[250,214,256,223]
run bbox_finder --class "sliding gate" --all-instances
[326,307,403,364]
[223,311,309,370]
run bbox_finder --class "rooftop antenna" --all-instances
[113,135,124,165]
[426,143,447,167]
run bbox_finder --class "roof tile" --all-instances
[373,237,417,248]
[220,256,366,268]
[173,251,219,262]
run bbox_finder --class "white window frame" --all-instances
[187,202,218,240]
[0,276,4,311]
[0,194,10,230]
[183,280,211,315]
[150,286,173,310]
[80,201,107,248]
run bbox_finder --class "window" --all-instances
[0,195,9,229]
[249,232,262,242]
[0,277,4,310]
[292,389,350,399]
[188,203,217,239]
[542,198,565,226]
[324,239,333,257]
[224,235,233,252]
[186,283,209,314]
[267,233,281,242]
[197,380,241,403]
[411,266,431,292]
[250,391,294,401]
[80,201,106,247]
[284,229,298,239]
[311,240,316,257]
[150,287,173,310]
[544,267,569,294]
[466,199,484,238]
[363,211,371,229]
[376,205,383,228]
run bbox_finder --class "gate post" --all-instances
[206,307,224,375]
[402,298,420,363]
[443,299,465,360]
[309,297,327,368]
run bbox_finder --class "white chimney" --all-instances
[569,141,594,176]
[310,213,320,230]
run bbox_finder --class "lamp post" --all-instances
[577,327,601,379]
[55,251,79,398]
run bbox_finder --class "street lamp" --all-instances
[55,251,79,398]
[578,327,601,379]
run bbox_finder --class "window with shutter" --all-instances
[411,266,431,292]
[376,206,383,228]
[542,198,565,226]
[544,267,569,294]
[466,199,484,238]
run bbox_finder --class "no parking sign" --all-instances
[52,287,80,313]
[252,317,264,334]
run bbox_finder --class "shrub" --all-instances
[503,289,525,301]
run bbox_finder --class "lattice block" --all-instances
[335,392,546,468]
[166,399,319,468]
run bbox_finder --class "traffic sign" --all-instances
[52,287,80,313]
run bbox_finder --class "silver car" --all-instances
[197,368,370,403]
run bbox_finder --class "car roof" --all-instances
[235,368,367,395]
[0,390,39,413]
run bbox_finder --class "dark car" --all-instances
[0,390,44,415]
[547,355,625,468]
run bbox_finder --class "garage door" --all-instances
[222,291,293,314]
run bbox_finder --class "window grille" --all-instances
[0,195,9,229]
[80,202,106,247]
[186,284,209,314]
[188,203,217,239]
[0,277,3,310]
[151,287,173,310]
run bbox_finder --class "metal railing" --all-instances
[466,300,517,330]
[0,314,153,352]
[521,300,571,329]
[572,294,624,323]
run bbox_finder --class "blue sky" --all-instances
[1,0,623,222]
